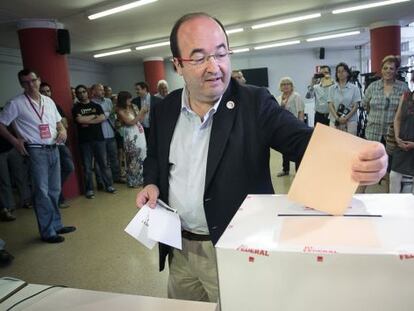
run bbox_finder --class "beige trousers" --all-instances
[168,238,219,303]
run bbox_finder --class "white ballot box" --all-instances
[216,194,414,311]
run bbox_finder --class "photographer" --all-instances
[328,62,361,135]
[311,66,335,126]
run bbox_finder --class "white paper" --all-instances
[148,204,182,250]
[124,205,157,249]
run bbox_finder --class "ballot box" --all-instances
[216,194,414,311]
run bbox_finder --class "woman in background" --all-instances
[276,77,304,177]
[116,91,147,188]
[328,62,361,135]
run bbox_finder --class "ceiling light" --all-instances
[88,0,157,20]
[226,28,244,34]
[254,40,301,50]
[252,13,321,30]
[306,31,361,42]
[232,48,250,53]
[332,0,410,14]
[94,49,132,58]
[135,41,170,50]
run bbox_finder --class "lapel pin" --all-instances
[226,101,235,109]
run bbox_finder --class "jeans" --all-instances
[27,146,63,239]
[0,148,32,211]
[95,137,120,183]
[58,145,74,202]
[80,141,113,192]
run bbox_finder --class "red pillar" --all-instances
[17,19,81,199]
[143,57,165,94]
[370,23,401,74]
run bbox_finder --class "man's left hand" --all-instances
[56,130,67,144]
[351,142,388,186]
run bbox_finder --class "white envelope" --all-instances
[148,204,182,250]
[124,205,157,249]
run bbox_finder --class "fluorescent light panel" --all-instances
[252,13,321,29]
[226,28,244,34]
[135,41,170,50]
[332,0,410,14]
[232,48,250,53]
[254,40,300,50]
[94,49,132,58]
[88,0,157,20]
[306,31,361,42]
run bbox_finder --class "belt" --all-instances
[182,230,211,241]
[26,144,57,149]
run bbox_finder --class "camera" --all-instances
[334,104,351,126]
[313,73,325,79]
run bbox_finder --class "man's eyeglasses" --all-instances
[174,50,233,66]
[384,97,390,110]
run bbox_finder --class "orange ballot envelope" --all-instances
[288,123,372,215]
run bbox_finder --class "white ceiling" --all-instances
[1,0,414,64]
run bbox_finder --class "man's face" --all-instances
[93,84,105,98]
[40,86,52,97]
[232,71,246,84]
[158,84,168,97]
[320,68,331,78]
[76,87,89,102]
[20,72,41,94]
[136,85,147,98]
[104,87,112,98]
[173,16,231,105]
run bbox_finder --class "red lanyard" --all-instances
[25,94,44,122]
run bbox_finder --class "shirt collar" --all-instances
[181,85,221,119]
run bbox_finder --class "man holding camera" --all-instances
[310,66,335,126]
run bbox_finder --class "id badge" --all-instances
[39,124,52,139]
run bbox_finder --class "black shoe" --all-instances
[106,186,117,194]
[42,235,65,243]
[276,171,289,177]
[86,191,95,199]
[0,249,14,266]
[56,226,76,234]
[22,202,32,209]
[0,209,16,222]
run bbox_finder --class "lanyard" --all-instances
[25,94,44,122]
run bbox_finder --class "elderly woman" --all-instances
[276,77,305,177]
[328,62,361,135]
[363,55,410,144]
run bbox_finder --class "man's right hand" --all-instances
[136,184,159,209]
[14,138,28,156]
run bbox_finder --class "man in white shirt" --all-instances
[0,69,76,243]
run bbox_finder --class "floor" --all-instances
[0,150,385,297]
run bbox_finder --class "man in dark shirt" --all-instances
[72,85,116,199]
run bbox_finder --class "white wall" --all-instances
[0,47,111,107]
[108,62,145,95]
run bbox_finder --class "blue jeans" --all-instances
[58,145,74,202]
[80,141,113,192]
[95,137,120,183]
[27,146,63,239]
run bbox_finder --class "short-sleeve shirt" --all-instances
[328,82,361,122]
[314,83,334,114]
[363,79,409,141]
[276,91,304,119]
[72,102,105,143]
[0,93,62,145]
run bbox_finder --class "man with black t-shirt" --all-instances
[72,85,116,199]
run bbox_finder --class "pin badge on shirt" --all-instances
[226,101,235,109]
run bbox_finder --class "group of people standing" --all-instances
[277,55,413,194]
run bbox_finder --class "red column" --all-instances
[17,19,81,199]
[143,57,165,94]
[370,23,401,74]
